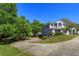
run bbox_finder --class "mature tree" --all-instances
[0,3,17,24]
[0,4,32,44]
[16,16,32,37]
[0,3,17,17]
[31,19,45,36]
[61,18,79,30]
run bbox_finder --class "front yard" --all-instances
[35,35,78,43]
[9,35,79,56]
[0,35,78,56]
[0,45,33,56]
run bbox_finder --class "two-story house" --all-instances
[41,21,77,36]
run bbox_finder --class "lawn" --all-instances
[0,45,33,56]
[35,35,78,43]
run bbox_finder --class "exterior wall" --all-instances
[49,21,65,29]
[56,21,65,28]
[77,31,79,34]
[41,25,51,36]
[41,21,66,36]
[52,30,55,34]
[65,31,70,35]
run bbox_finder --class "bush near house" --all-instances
[42,36,48,40]
[54,32,63,36]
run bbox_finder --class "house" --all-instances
[41,20,78,36]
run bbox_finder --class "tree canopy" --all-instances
[31,19,45,36]
[60,18,79,30]
[0,4,32,44]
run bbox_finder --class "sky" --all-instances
[17,3,79,23]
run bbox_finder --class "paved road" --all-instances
[10,37,79,56]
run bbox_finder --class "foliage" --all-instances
[0,24,17,44]
[0,17,32,44]
[0,4,17,24]
[16,16,32,37]
[61,18,79,30]
[35,35,77,43]
[41,36,48,40]
[0,24,17,36]
[0,4,32,44]
[31,19,45,36]
[54,32,63,36]
[0,3,17,17]
[38,35,43,38]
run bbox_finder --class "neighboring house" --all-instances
[41,20,78,36]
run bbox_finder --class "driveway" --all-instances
[10,37,79,56]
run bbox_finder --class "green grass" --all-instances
[35,35,78,43]
[0,45,33,56]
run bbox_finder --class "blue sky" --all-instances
[17,3,79,23]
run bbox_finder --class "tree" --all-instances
[31,19,45,36]
[0,3,17,17]
[0,4,32,44]
[60,18,79,30]
[16,16,32,37]
[0,4,17,24]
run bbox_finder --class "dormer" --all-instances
[56,21,65,28]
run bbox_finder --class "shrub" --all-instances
[35,35,77,43]
[42,36,48,40]
[38,35,43,38]
[0,24,29,44]
[0,24,18,44]
[54,32,63,36]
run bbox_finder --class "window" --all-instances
[54,23,57,27]
[51,24,53,26]
[59,23,62,27]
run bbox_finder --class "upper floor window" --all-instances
[51,24,53,26]
[59,23,62,27]
[54,23,57,27]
